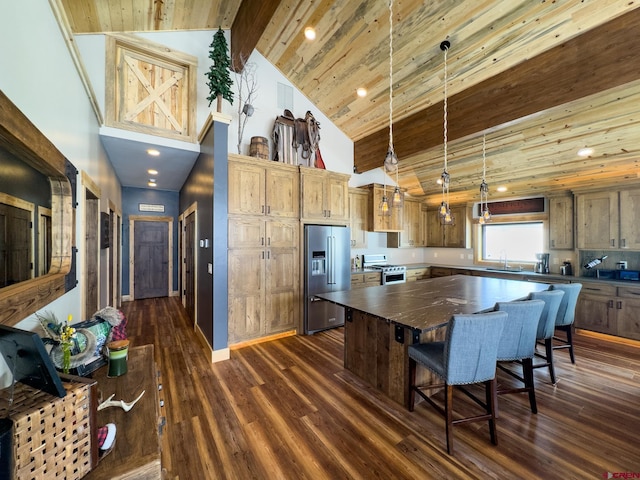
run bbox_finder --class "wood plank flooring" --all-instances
[121,297,640,479]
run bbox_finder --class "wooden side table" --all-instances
[86,344,162,479]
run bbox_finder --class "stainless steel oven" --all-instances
[382,267,407,285]
[362,254,407,285]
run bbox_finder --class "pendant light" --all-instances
[439,40,454,225]
[478,134,491,224]
[380,0,400,215]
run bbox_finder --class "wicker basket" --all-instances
[0,378,96,479]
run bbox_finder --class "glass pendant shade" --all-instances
[392,186,403,208]
[379,194,391,216]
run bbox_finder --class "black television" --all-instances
[0,325,66,398]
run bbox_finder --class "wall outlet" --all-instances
[460,253,464,259]
[468,254,473,260]
[433,252,438,258]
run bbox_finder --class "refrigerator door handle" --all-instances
[327,235,335,284]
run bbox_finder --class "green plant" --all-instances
[205,27,234,112]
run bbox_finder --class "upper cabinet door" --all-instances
[619,189,640,249]
[549,196,574,249]
[265,168,299,218]
[577,191,619,249]
[228,162,266,216]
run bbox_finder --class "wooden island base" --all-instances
[344,309,443,407]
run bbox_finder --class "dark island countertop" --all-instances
[318,275,549,332]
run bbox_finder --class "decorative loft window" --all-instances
[105,34,198,142]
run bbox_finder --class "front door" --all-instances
[133,220,169,299]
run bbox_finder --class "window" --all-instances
[482,222,544,263]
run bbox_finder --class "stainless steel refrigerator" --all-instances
[304,225,351,334]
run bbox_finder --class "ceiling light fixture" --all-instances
[387,0,403,211]
[438,40,454,225]
[304,27,316,40]
[577,147,594,157]
[356,87,367,97]
[147,149,160,156]
[478,134,491,224]
[148,169,158,175]
[148,182,157,187]
[497,186,508,192]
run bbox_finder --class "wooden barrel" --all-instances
[249,136,269,160]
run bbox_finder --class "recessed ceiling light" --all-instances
[304,27,316,40]
[356,87,367,97]
[436,178,443,185]
[577,147,594,157]
[148,181,157,187]
[496,186,508,192]
[148,169,158,175]
[147,149,160,156]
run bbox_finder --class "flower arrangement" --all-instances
[59,315,75,374]
[37,311,76,373]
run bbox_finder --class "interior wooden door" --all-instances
[84,192,99,318]
[184,211,196,325]
[133,220,169,299]
[0,203,32,287]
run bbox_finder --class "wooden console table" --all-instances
[86,344,162,479]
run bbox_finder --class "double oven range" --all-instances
[362,254,407,285]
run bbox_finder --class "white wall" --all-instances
[0,1,122,385]
[75,32,355,175]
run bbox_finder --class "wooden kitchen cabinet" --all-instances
[351,271,381,289]
[349,188,369,248]
[406,267,429,282]
[619,189,640,249]
[228,218,299,344]
[549,195,574,249]
[228,154,300,344]
[575,282,640,340]
[576,188,640,250]
[427,205,467,247]
[615,285,640,340]
[228,154,299,218]
[367,184,402,232]
[387,197,425,247]
[576,191,619,249]
[300,167,350,222]
[575,283,617,336]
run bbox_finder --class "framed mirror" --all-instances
[0,90,76,326]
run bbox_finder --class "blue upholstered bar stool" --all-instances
[549,283,583,365]
[529,289,565,385]
[408,311,507,455]
[494,299,545,414]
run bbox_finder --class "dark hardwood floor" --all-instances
[122,297,640,479]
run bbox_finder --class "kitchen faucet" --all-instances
[499,250,509,269]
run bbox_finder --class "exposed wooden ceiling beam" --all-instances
[230,0,282,72]
[354,7,640,174]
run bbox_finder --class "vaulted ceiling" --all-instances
[58,0,640,205]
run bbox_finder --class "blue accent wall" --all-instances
[121,187,180,296]
[179,118,228,351]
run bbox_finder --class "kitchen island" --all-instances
[317,275,549,407]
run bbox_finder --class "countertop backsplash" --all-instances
[579,250,640,278]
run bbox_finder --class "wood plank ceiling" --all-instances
[59,0,640,205]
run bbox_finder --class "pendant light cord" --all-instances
[443,46,448,173]
[388,0,394,155]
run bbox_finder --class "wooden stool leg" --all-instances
[445,384,454,455]
[486,379,498,446]
[545,338,557,384]
[522,357,537,414]
[566,327,576,364]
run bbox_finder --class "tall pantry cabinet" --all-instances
[227,155,300,344]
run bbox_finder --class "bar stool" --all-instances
[494,299,545,414]
[529,289,564,385]
[549,283,583,364]
[408,311,507,455]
